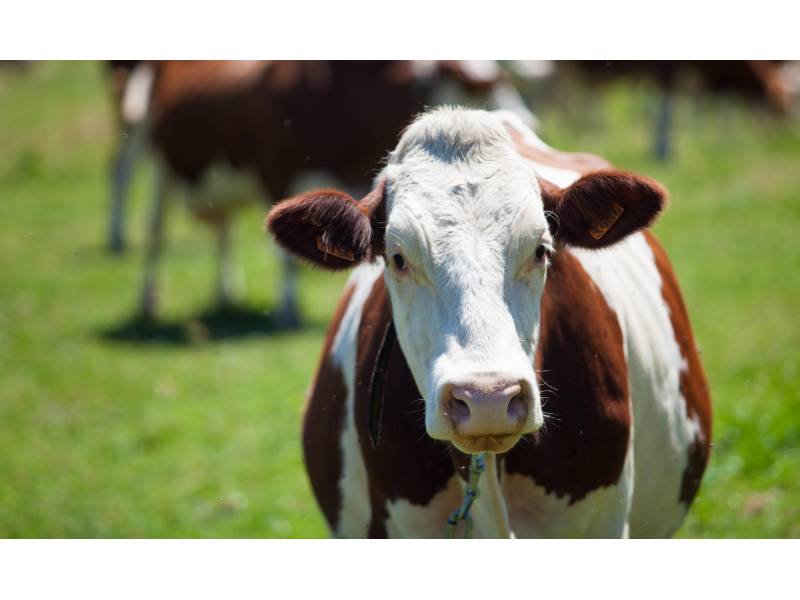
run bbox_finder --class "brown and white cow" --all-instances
[557,60,799,160]
[120,60,533,324]
[267,108,712,537]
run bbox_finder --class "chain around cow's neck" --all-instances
[482,453,512,538]
[444,452,512,538]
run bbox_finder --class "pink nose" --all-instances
[443,378,530,436]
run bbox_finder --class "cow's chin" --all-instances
[450,433,521,455]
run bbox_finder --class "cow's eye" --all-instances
[535,245,548,262]
[391,253,408,272]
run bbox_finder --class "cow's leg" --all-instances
[654,88,673,161]
[274,250,300,329]
[108,123,145,254]
[139,164,169,319]
[108,83,151,255]
[214,215,237,309]
[108,139,134,254]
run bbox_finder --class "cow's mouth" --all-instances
[451,433,521,454]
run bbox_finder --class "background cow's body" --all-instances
[301,113,711,538]
[112,61,533,322]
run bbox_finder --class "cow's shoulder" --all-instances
[505,249,631,504]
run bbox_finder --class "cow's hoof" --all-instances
[214,297,236,314]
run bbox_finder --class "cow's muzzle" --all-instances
[435,374,542,454]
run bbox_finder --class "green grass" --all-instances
[1,62,798,537]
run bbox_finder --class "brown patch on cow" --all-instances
[302,283,356,532]
[153,61,267,107]
[679,436,708,506]
[644,231,712,506]
[505,251,632,504]
[352,276,457,536]
[506,123,613,174]
[150,61,449,204]
[541,171,667,250]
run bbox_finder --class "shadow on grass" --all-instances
[99,304,327,346]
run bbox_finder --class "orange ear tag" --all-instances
[316,236,355,261]
[589,203,624,240]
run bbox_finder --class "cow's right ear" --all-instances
[266,180,386,270]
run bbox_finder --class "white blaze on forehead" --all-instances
[379,108,549,431]
[385,108,549,260]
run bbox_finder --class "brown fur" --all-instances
[304,251,636,532]
[680,436,709,507]
[267,180,387,270]
[643,231,712,506]
[542,171,667,249]
[302,284,356,531]
[505,251,631,503]
[151,61,509,207]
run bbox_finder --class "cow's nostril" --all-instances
[449,398,471,424]
[507,394,528,422]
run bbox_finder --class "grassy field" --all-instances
[1,62,798,537]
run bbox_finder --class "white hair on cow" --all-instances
[390,106,517,167]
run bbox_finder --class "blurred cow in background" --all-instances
[106,61,153,254]
[550,61,800,159]
[110,60,535,326]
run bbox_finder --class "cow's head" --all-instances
[267,108,666,454]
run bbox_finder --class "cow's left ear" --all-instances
[540,170,667,249]
[266,180,387,270]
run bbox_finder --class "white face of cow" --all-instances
[381,110,550,452]
[268,107,666,455]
